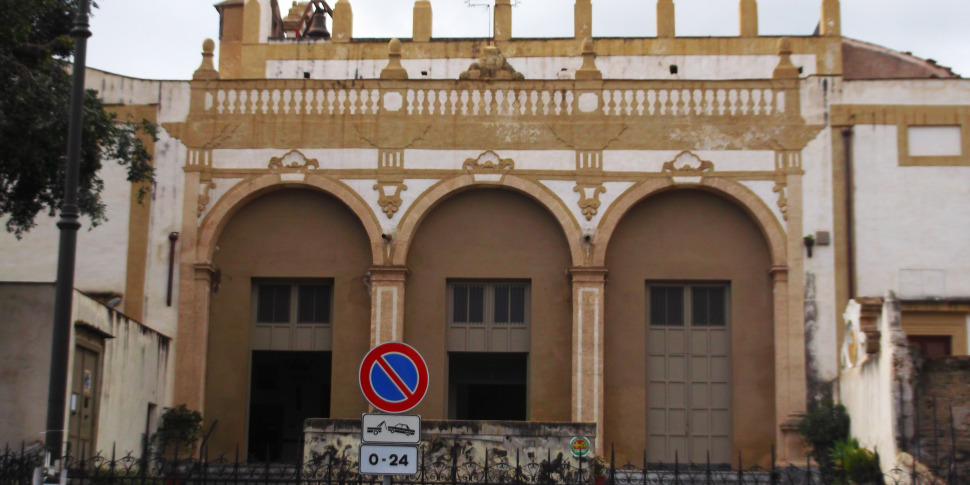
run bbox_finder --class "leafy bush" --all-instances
[151,405,203,457]
[830,439,883,484]
[798,400,850,482]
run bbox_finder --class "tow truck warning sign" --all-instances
[361,413,421,444]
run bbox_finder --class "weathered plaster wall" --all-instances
[266,54,817,81]
[840,80,970,105]
[305,419,596,468]
[140,82,192,339]
[838,296,914,474]
[851,124,970,298]
[0,283,56,447]
[0,284,170,454]
[0,155,132,294]
[74,293,171,454]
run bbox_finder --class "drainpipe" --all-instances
[167,232,179,306]
[842,127,856,299]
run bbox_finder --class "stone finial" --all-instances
[281,1,308,36]
[739,0,758,37]
[459,45,524,80]
[773,37,799,79]
[575,38,602,81]
[494,0,512,41]
[820,0,841,36]
[413,0,432,42]
[332,0,353,42]
[381,39,409,80]
[657,0,675,38]
[193,38,219,80]
[574,0,592,40]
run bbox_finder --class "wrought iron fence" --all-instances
[2,442,967,485]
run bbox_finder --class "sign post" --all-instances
[358,342,429,477]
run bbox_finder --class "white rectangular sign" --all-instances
[359,444,418,475]
[361,413,421,444]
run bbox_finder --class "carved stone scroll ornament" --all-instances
[459,46,525,80]
[197,180,217,217]
[773,176,789,221]
[463,151,515,183]
[574,184,606,221]
[373,183,408,218]
[661,151,715,176]
[268,149,320,173]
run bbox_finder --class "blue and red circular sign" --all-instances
[358,342,429,414]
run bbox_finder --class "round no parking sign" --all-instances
[358,342,429,414]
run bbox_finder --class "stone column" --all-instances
[570,267,607,452]
[369,266,408,346]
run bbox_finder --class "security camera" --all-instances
[381,233,392,242]
[583,234,592,243]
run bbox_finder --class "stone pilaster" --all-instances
[570,267,607,452]
[369,266,408,346]
[173,170,207,413]
[774,149,808,463]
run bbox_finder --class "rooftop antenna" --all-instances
[465,0,521,41]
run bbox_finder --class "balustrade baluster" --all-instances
[742,88,753,115]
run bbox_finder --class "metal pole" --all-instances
[42,1,91,481]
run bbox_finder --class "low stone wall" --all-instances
[305,419,597,467]
[913,357,970,470]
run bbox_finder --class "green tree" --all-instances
[0,0,155,237]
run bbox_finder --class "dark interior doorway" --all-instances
[248,351,331,462]
[908,335,953,359]
[448,352,527,420]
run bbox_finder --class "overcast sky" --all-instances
[87,0,968,80]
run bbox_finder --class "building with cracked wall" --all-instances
[1,0,969,469]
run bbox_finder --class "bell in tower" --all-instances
[305,10,331,39]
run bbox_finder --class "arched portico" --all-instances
[393,174,586,267]
[197,173,385,264]
[173,173,384,440]
[594,177,787,267]
[593,177,803,465]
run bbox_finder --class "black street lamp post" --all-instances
[41,0,92,481]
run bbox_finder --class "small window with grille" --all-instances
[447,281,530,352]
[252,280,333,351]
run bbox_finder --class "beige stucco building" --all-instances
[2,0,969,468]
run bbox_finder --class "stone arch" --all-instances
[197,173,385,265]
[593,177,787,267]
[392,174,585,266]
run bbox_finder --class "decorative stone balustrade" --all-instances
[194,79,796,120]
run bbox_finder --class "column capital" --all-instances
[194,261,218,280]
[769,264,789,282]
[369,265,408,282]
[569,266,608,282]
